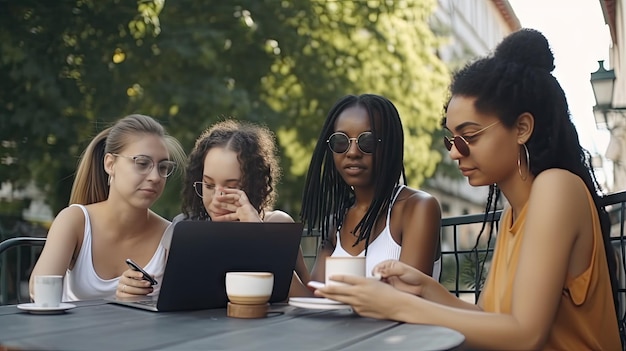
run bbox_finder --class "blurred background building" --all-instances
[592,0,626,193]
[426,0,520,221]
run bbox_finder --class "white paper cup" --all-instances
[325,257,366,286]
[225,272,274,305]
[34,275,63,308]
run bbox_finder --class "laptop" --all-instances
[107,220,304,312]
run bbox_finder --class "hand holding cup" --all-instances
[325,256,366,286]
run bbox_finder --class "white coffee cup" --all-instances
[325,256,366,286]
[225,272,274,305]
[34,275,63,308]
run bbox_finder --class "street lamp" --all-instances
[590,60,625,129]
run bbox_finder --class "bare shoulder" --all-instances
[397,187,441,213]
[531,169,588,206]
[264,210,295,223]
[53,205,88,228]
[527,169,592,237]
[149,210,173,226]
[47,205,87,240]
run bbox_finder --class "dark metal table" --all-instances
[0,300,465,350]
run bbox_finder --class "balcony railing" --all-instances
[440,210,500,303]
[1,191,625,311]
[302,190,626,311]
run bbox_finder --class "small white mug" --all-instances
[225,272,274,305]
[34,275,63,308]
[325,257,366,286]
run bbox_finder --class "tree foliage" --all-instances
[1,0,449,220]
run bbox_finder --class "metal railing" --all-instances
[440,191,626,304]
[1,191,625,308]
[440,210,501,303]
[603,191,626,331]
[300,191,626,307]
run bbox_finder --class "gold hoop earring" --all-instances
[517,144,530,181]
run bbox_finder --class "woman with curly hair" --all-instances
[180,119,283,222]
[120,119,310,297]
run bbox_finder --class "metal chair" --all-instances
[0,237,47,255]
[602,191,626,347]
[0,237,46,305]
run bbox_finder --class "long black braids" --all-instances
[472,184,501,296]
[300,94,406,252]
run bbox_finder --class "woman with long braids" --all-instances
[296,93,442,295]
[313,29,621,350]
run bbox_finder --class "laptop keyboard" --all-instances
[136,300,157,307]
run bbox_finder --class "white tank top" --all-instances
[63,204,170,301]
[331,185,442,281]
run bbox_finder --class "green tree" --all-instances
[1,0,449,220]
[255,0,450,213]
[0,0,167,213]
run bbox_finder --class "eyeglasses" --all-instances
[193,181,210,198]
[193,182,241,198]
[443,121,500,157]
[112,154,177,178]
[327,131,380,154]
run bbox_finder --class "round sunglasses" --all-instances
[443,121,499,157]
[326,131,380,154]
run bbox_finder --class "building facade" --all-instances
[598,0,626,192]
[426,0,520,218]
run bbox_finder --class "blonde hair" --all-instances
[69,114,185,205]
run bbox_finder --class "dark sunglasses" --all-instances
[443,121,499,157]
[327,131,380,154]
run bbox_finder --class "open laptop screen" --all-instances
[110,221,304,312]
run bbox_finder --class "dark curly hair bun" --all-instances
[494,28,555,72]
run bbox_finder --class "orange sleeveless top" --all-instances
[481,188,620,350]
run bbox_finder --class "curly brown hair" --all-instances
[181,119,280,220]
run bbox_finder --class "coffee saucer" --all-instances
[288,297,351,310]
[17,302,76,315]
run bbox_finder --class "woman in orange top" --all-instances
[313,29,621,350]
